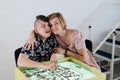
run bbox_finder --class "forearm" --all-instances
[66,50,85,62]
[17,53,45,68]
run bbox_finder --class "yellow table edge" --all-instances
[15,57,106,80]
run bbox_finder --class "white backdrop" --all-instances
[0,0,120,80]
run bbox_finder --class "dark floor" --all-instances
[99,61,120,80]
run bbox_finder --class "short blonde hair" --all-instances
[47,12,67,29]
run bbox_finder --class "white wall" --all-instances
[0,0,119,80]
[91,3,120,49]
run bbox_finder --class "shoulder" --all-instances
[66,29,82,37]
[47,35,58,47]
[47,35,57,42]
[66,29,77,33]
[48,34,56,40]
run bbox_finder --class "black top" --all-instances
[21,34,58,62]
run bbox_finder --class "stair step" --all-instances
[105,39,120,48]
[101,67,110,74]
[116,28,120,31]
[96,50,119,59]
[116,28,120,34]
[95,50,120,62]
[106,39,120,45]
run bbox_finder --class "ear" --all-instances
[34,28,38,33]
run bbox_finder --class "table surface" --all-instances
[16,57,106,80]
[22,61,97,80]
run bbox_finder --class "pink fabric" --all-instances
[56,30,101,71]
[73,31,101,71]
[74,31,86,50]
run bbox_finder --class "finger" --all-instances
[52,59,56,64]
[51,63,57,70]
[24,44,27,49]
[27,43,31,50]
[51,56,57,64]
[55,59,58,64]
[34,41,38,47]
[24,43,28,50]
[50,58,55,63]
[50,60,54,63]
[32,43,34,51]
[50,54,57,63]
[50,59,56,64]
[34,41,38,49]
[55,63,57,69]
[53,55,57,64]
[54,62,57,68]
[52,59,56,63]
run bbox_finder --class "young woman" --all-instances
[25,12,101,71]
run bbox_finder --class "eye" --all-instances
[42,25,46,27]
[55,22,59,25]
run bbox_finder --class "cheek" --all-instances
[38,31,46,36]
[36,28,44,34]
[50,26,56,32]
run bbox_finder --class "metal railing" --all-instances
[93,22,120,53]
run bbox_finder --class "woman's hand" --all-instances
[24,37,37,50]
[24,30,37,50]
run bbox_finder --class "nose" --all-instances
[46,25,50,30]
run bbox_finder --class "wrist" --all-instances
[64,48,67,56]
[43,64,49,69]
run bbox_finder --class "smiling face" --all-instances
[34,19,51,39]
[49,17,63,34]
[48,12,67,35]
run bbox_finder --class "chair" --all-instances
[85,39,93,52]
[14,47,22,66]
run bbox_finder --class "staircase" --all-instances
[93,22,120,80]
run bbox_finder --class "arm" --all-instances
[66,48,87,62]
[68,30,87,62]
[24,30,37,50]
[17,53,56,70]
[54,47,85,62]
[50,52,65,63]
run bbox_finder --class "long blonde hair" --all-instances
[47,12,67,29]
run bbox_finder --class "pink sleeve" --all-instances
[74,31,86,50]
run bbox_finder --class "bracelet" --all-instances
[64,48,67,56]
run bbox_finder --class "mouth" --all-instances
[45,30,51,33]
